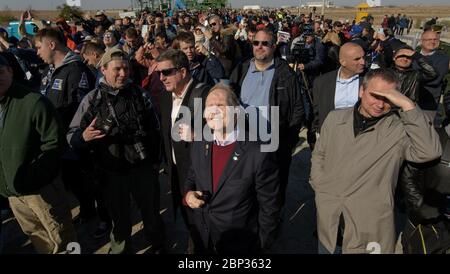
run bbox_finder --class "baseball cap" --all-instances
[99,48,127,67]
[95,10,106,16]
[349,25,363,36]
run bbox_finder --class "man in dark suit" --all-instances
[184,84,281,254]
[312,42,365,134]
[155,49,211,253]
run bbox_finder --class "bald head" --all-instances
[339,42,365,77]
[339,42,363,60]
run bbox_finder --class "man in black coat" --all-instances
[312,42,365,134]
[184,84,281,254]
[229,29,305,203]
[156,49,211,253]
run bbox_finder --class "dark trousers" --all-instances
[61,159,96,219]
[100,162,164,254]
[171,165,205,254]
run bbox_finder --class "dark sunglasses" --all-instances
[210,22,217,26]
[252,40,272,47]
[156,67,178,77]
[396,55,413,60]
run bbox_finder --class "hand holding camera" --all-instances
[186,191,206,209]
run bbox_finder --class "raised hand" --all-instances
[369,89,416,112]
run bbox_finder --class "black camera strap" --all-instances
[129,99,146,135]
[101,88,146,135]
[101,89,121,128]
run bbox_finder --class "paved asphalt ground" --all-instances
[0,130,318,254]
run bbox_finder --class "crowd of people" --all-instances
[0,6,449,254]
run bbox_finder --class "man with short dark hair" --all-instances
[311,69,441,254]
[35,27,97,223]
[175,31,224,85]
[156,49,211,253]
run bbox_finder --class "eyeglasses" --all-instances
[156,67,179,77]
[422,38,439,42]
[252,40,272,47]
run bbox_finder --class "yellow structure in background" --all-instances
[356,3,370,22]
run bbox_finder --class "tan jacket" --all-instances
[310,107,441,253]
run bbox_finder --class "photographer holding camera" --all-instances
[288,26,325,147]
[67,48,164,254]
[289,26,325,86]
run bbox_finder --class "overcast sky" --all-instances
[1,0,449,10]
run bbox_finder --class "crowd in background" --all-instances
[0,6,449,254]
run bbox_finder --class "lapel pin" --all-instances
[233,152,240,161]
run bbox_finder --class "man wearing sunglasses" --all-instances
[392,44,437,103]
[156,49,211,254]
[203,15,237,77]
[229,29,305,204]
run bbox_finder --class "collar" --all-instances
[55,50,77,70]
[420,50,436,56]
[98,77,132,96]
[250,58,275,73]
[172,78,193,100]
[336,67,359,84]
[214,127,239,146]
[353,100,393,136]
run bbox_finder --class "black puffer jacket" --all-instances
[229,57,306,156]
[400,91,450,224]
[393,54,438,102]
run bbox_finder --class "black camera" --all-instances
[133,136,147,161]
[288,39,311,64]
[288,25,314,65]
[94,115,115,135]
[199,191,212,204]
